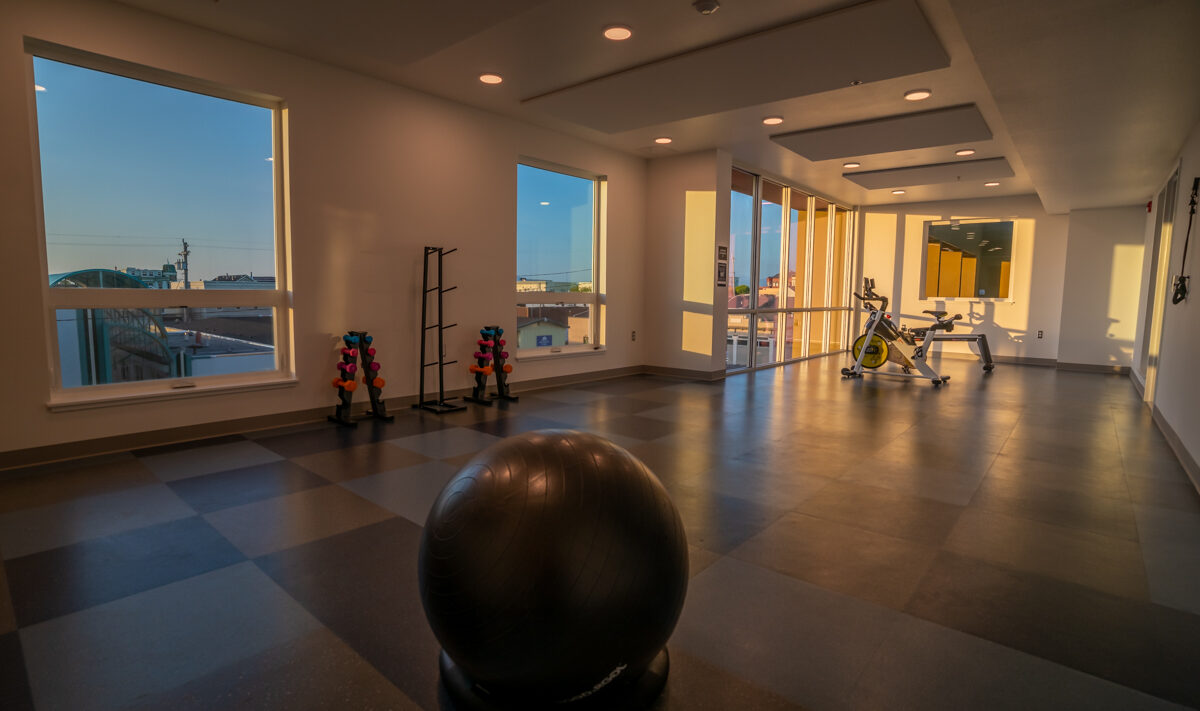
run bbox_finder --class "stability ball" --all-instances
[418,429,689,709]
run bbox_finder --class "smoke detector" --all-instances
[693,0,720,15]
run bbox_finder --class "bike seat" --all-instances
[923,310,948,318]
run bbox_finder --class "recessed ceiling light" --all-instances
[762,116,783,126]
[654,137,672,144]
[891,189,906,195]
[984,181,1000,187]
[904,89,932,101]
[479,73,503,85]
[539,201,550,206]
[35,84,46,92]
[843,161,861,169]
[955,148,976,157]
[265,157,273,162]
[603,25,632,40]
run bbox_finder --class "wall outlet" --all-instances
[631,330,637,342]
[1037,330,1043,339]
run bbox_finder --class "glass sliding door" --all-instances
[725,167,853,371]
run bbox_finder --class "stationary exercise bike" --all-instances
[842,278,993,386]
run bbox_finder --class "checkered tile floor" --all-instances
[2,358,1199,710]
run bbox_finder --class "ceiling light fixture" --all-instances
[35,84,46,92]
[479,73,503,85]
[762,116,784,126]
[903,88,932,101]
[984,181,1000,187]
[539,201,550,206]
[891,189,906,195]
[692,0,720,15]
[654,137,673,144]
[603,25,632,41]
[955,148,976,157]
[843,161,861,169]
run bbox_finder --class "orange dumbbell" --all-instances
[503,364,513,373]
[364,376,385,388]
[332,377,343,388]
[482,366,494,376]
[469,365,481,374]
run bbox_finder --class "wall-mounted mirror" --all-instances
[923,220,1013,299]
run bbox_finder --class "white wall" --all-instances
[643,150,731,374]
[1057,206,1146,368]
[1149,119,1200,470]
[858,195,1070,361]
[0,0,646,453]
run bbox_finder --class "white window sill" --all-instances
[47,375,298,412]
[515,346,606,362]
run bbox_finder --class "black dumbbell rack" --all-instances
[464,327,495,405]
[488,325,518,402]
[329,330,394,427]
[415,246,465,414]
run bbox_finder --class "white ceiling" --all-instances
[113,0,1200,213]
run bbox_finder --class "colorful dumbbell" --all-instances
[503,364,513,373]
[338,362,358,373]
[343,335,359,345]
[364,376,385,388]
[332,378,358,391]
[477,339,494,347]
[499,351,509,359]
[498,339,506,346]
[474,352,492,360]
[369,362,381,371]
[341,347,358,357]
[367,347,376,357]
[364,335,373,344]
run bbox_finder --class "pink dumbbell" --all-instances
[499,351,509,359]
[477,339,493,347]
[367,347,376,356]
[338,362,358,373]
[369,362,381,371]
[341,347,358,357]
[474,352,492,360]
[498,339,506,346]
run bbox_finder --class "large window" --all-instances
[30,42,289,400]
[726,169,853,371]
[515,162,605,353]
[923,220,1013,299]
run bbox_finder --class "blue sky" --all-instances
[34,57,275,281]
[516,164,593,286]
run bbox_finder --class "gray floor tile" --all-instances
[944,508,1148,601]
[339,460,459,526]
[797,479,964,545]
[139,440,284,482]
[0,484,194,559]
[204,486,394,558]
[0,457,157,515]
[650,647,803,711]
[20,562,321,711]
[389,427,502,459]
[840,457,988,506]
[731,512,940,609]
[290,441,430,483]
[970,473,1140,541]
[124,627,422,711]
[673,557,902,710]
[1141,542,1200,615]
[1126,475,1200,513]
[1132,504,1200,546]
[851,615,1190,710]
[530,389,612,404]
[687,545,721,579]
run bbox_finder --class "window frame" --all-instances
[920,218,1016,302]
[26,39,295,409]
[514,158,606,359]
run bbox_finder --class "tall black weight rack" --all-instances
[415,246,465,414]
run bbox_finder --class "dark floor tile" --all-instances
[131,434,248,457]
[576,376,676,396]
[0,562,13,634]
[649,647,804,710]
[291,442,430,483]
[593,414,689,441]
[731,512,939,609]
[256,517,443,711]
[944,508,1148,600]
[970,474,1140,541]
[124,627,422,710]
[666,483,788,554]
[674,557,902,710]
[839,456,988,506]
[985,452,1130,498]
[5,516,244,627]
[139,440,285,482]
[0,632,33,711]
[167,460,330,514]
[0,458,157,515]
[906,552,1200,708]
[852,612,1187,711]
[467,414,571,438]
[797,480,965,546]
[254,417,449,458]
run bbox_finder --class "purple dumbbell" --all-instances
[338,362,358,373]
[369,362,381,371]
[474,352,492,360]
[499,351,509,359]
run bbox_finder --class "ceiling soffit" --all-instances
[771,103,992,161]
[522,0,949,134]
[844,156,1013,188]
